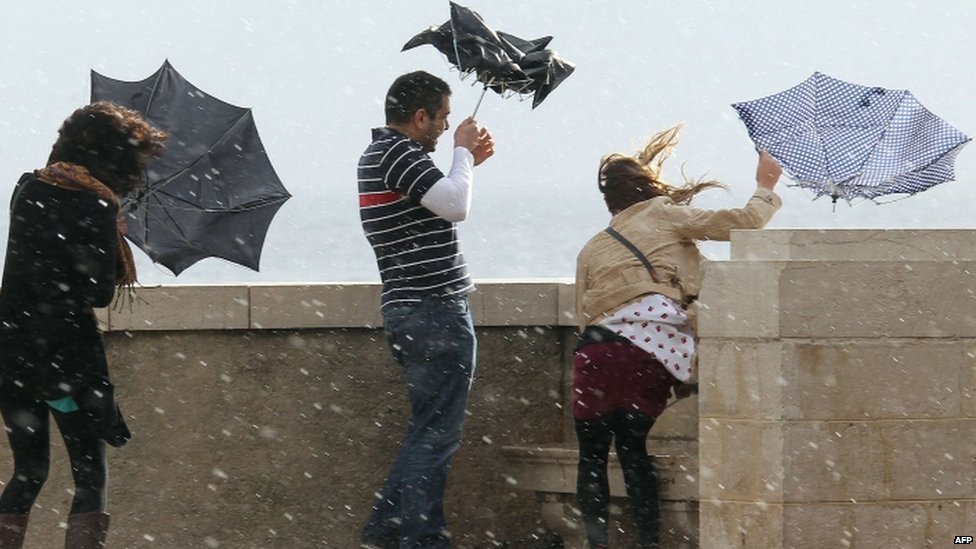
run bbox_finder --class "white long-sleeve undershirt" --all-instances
[419,147,475,222]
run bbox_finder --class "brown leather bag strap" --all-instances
[604,226,661,283]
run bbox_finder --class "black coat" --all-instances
[0,173,118,401]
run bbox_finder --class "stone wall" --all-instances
[13,228,968,548]
[9,282,581,548]
[698,230,976,549]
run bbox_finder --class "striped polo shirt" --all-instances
[358,127,474,312]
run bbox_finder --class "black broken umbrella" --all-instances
[90,60,291,275]
[403,1,575,116]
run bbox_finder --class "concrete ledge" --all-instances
[731,229,976,262]
[249,283,383,329]
[100,280,576,331]
[107,285,250,331]
[501,442,699,549]
[500,441,698,502]
[469,280,574,327]
[699,259,976,339]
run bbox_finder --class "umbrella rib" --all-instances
[134,187,289,269]
[844,92,905,190]
[133,111,263,205]
[148,189,290,213]
[140,193,286,268]
[855,139,970,196]
[143,61,168,120]
[812,77,838,194]
[139,192,211,255]
[450,14,463,73]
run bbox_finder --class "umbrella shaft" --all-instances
[472,86,488,118]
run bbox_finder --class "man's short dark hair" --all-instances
[385,71,451,125]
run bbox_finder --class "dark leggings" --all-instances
[0,396,107,514]
[575,410,659,548]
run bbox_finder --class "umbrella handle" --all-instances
[471,84,489,118]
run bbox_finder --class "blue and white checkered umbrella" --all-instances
[733,72,970,204]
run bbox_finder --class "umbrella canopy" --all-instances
[732,72,970,204]
[402,1,575,113]
[90,60,291,275]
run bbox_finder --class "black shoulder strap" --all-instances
[604,226,660,283]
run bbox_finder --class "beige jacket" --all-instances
[575,188,782,331]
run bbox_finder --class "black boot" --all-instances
[0,514,29,549]
[65,512,110,549]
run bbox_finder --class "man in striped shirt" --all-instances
[359,71,494,549]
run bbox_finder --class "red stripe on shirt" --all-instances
[359,191,402,207]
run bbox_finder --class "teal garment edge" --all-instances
[46,396,80,413]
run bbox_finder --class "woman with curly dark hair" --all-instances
[0,101,166,548]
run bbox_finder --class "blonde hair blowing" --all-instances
[599,124,725,213]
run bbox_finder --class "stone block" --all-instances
[557,280,578,327]
[780,503,853,549]
[93,306,109,331]
[698,420,784,501]
[783,341,970,420]
[882,420,976,500]
[779,261,976,338]
[651,394,699,439]
[697,261,783,339]
[107,285,249,331]
[654,439,700,503]
[729,229,794,261]
[966,345,976,418]
[248,283,382,329]
[731,229,976,262]
[848,502,928,549]
[470,280,561,326]
[776,502,933,549]
[499,445,626,496]
[702,499,976,549]
[499,440,698,500]
[699,500,783,549]
[701,419,935,504]
[698,340,787,420]
[780,421,887,502]
[926,500,976,547]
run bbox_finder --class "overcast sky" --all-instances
[1,1,974,285]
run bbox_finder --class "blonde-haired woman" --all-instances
[573,125,782,548]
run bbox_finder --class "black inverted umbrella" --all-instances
[403,1,575,116]
[90,60,291,275]
[733,72,970,205]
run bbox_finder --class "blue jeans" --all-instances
[362,296,476,549]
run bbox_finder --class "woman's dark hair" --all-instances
[599,124,725,214]
[385,70,452,124]
[47,101,167,196]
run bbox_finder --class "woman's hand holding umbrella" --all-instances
[756,150,782,191]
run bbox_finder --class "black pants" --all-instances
[575,410,659,548]
[0,395,107,514]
